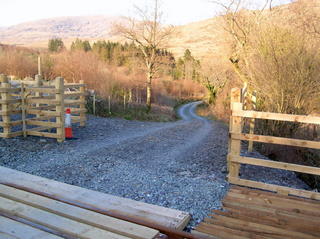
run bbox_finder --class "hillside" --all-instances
[0,15,229,60]
[0,3,293,62]
[0,16,119,47]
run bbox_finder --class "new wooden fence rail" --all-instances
[228,87,320,200]
[0,74,87,142]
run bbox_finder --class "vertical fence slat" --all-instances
[228,88,243,179]
[79,80,86,127]
[55,77,65,142]
[21,83,27,138]
[0,75,11,138]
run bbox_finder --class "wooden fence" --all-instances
[0,74,86,142]
[228,87,320,200]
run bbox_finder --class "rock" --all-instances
[221,166,227,173]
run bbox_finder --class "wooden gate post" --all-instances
[79,80,86,127]
[0,74,11,138]
[55,77,65,142]
[228,88,243,179]
[35,74,43,119]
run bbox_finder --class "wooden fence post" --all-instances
[35,74,42,119]
[228,88,243,179]
[108,95,111,114]
[21,83,27,138]
[79,80,86,127]
[55,77,65,142]
[248,91,256,152]
[0,74,11,138]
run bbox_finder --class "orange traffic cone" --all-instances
[65,108,73,139]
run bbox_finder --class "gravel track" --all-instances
[0,102,309,230]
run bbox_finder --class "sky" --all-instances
[0,0,292,27]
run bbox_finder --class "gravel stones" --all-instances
[0,102,308,231]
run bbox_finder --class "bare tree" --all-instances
[113,0,174,112]
[212,0,272,86]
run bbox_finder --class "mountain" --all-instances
[0,2,293,61]
[0,16,120,47]
[0,14,228,59]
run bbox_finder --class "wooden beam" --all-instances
[64,83,86,88]
[26,99,60,105]
[25,87,57,94]
[0,167,191,230]
[64,92,86,97]
[26,109,60,117]
[229,177,320,200]
[64,100,86,106]
[0,196,131,239]
[233,110,320,125]
[228,88,242,178]
[27,130,60,139]
[0,99,21,104]
[231,133,320,149]
[229,155,320,176]
[0,184,159,239]
[209,214,318,239]
[0,216,62,239]
[26,120,60,128]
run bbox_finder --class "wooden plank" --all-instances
[228,88,242,178]
[191,231,219,239]
[231,133,320,149]
[0,184,159,239]
[0,88,21,93]
[26,98,60,105]
[0,167,190,230]
[0,99,21,104]
[233,110,320,125]
[27,130,60,139]
[26,109,60,117]
[0,110,21,116]
[25,87,57,94]
[0,120,23,127]
[64,92,86,97]
[227,189,320,215]
[229,177,320,200]
[0,196,131,239]
[218,204,320,236]
[26,120,60,128]
[0,132,23,138]
[208,214,317,239]
[229,155,320,176]
[64,83,86,88]
[55,77,65,143]
[0,216,62,239]
[8,131,23,137]
[223,198,320,224]
[64,100,86,106]
[231,186,320,206]
[196,223,269,239]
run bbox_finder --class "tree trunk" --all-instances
[146,72,152,113]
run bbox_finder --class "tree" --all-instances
[71,39,92,52]
[48,38,65,52]
[214,0,320,134]
[113,0,174,112]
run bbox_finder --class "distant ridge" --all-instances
[0,16,121,46]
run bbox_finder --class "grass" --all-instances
[86,96,177,122]
[108,104,177,122]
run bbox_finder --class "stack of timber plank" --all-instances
[193,186,320,239]
[0,166,191,239]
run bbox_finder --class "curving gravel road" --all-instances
[0,102,308,230]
